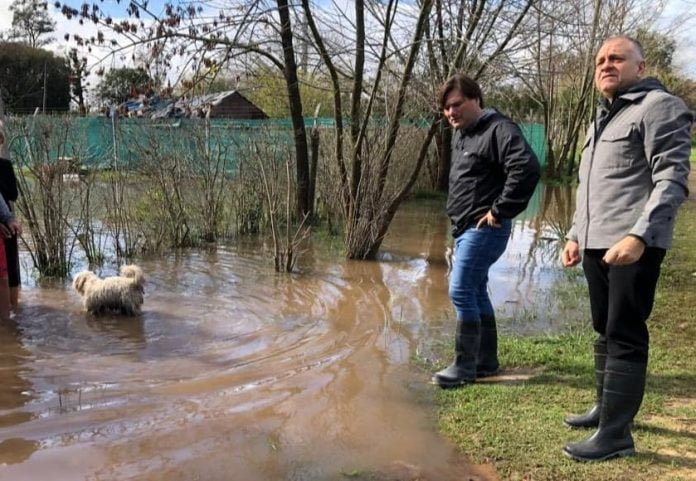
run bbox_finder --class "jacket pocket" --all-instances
[597,124,642,168]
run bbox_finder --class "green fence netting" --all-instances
[5,116,546,172]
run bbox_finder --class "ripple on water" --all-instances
[1,188,580,480]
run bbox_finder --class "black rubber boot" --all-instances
[432,320,479,388]
[476,314,499,377]
[565,339,607,428]
[563,358,646,462]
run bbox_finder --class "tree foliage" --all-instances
[636,27,676,74]
[241,66,336,118]
[9,0,56,48]
[67,48,88,115]
[634,29,696,109]
[96,67,153,105]
[0,41,70,112]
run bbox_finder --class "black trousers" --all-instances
[582,248,666,363]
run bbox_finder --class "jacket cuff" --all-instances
[627,233,646,245]
[629,223,654,246]
[565,226,578,242]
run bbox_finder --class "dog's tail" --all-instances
[120,264,145,287]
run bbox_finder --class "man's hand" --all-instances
[476,210,501,229]
[603,236,645,265]
[561,240,581,267]
[1,220,21,238]
[7,219,21,236]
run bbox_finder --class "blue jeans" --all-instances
[449,220,511,324]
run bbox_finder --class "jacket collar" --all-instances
[616,90,649,102]
[460,108,497,135]
[599,76,667,112]
[593,77,667,142]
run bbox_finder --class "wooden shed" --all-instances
[146,90,268,120]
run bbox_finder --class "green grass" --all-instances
[690,146,695,164]
[428,189,696,480]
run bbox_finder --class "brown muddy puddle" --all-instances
[0,186,581,480]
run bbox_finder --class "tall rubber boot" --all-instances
[563,358,646,462]
[0,279,10,321]
[565,339,607,428]
[432,320,479,388]
[10,286,19,311]
[476,314,499,377]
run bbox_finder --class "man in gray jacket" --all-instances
[561,35,692,461]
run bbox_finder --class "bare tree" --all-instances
[509,0,663,178]
[9,0,56,48]
[413,0,537,191]
[301,0,438,259]
[12,116,81,278]
[252,139,311,272]
[59,0,315,218]
[58,0,537,260]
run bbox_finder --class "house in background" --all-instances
[120,90,268,120]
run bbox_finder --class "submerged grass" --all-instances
[429,189,696,480]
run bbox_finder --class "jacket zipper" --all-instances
[584,119,598,249]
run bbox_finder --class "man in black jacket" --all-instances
[432,74,540,388]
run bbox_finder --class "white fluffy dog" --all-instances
[73,265,145,316]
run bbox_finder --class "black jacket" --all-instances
[0,157,18,205]
[446,109,540,237]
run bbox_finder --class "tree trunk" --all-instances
[309,124,319,218]
[276,0,312,217]
[436,121,451,192]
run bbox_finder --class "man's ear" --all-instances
[637,60,646,76]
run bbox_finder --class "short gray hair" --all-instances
[601,35,645,60]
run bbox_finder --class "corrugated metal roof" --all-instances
[122,90,264,119]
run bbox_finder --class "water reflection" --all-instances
[0,182,580,480]
[0,320,38,465]
[483,184,588,333]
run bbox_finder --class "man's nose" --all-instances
[600,60,615,71]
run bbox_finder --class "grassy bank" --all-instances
[431,183,696,480]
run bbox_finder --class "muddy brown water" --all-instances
[0,186,577,481]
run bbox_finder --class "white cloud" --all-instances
[0,0,14,31]
[658,0,696,77]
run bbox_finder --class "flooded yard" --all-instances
[0,184,586,481]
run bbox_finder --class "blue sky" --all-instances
[1,0,694,76]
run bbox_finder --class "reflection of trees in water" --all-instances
[505,183,574,287]
[530,183,575,261]
[515,184,575,281]
[530,183,587,331]
[0,320,39,465]
[541,184,575,244]
[500,184,582,331]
